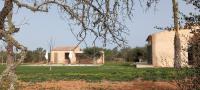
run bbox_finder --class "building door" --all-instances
[54,53,58,63]
[147,45,152,64]
[65,53,70,64]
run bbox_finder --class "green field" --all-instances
[0,62,193,82]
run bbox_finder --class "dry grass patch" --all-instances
[19,80,178,90]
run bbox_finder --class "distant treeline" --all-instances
[0,46,148,63]
[85,46,147,62]
[0,47,47,63]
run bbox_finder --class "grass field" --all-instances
[0,62,193,82]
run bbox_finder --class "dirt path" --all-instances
[20,80,178,90]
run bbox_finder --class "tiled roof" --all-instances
[52,46,80,51]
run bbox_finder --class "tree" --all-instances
[24,48,46,63]
[83,47,103,58]
[48,37,54,71]
[187,30,200,89]
[23,50,33,63]
[179,0,200,89]
[119,47,132,61]
[34,47,46,62]
[6,11,15,65]
[172,0,181,68]
[117,46,147,62]
[0,0,134,89]
[48,37,54,63]
[0,46,6,64]
[104,49,115,61]
[184,0,200,9]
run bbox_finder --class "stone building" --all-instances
[50,46,104,64]
[146,29,193,67]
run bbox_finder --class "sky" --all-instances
[0,0,198,51]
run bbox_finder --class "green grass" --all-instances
[0,62,193,82]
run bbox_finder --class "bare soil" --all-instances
[20,80,178,90]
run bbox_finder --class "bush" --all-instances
[83,47,103,58]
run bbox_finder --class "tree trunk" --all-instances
[7,10,14,65]
[172,0,181,68]
[0,10,18,90]
[7,42,14,65]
